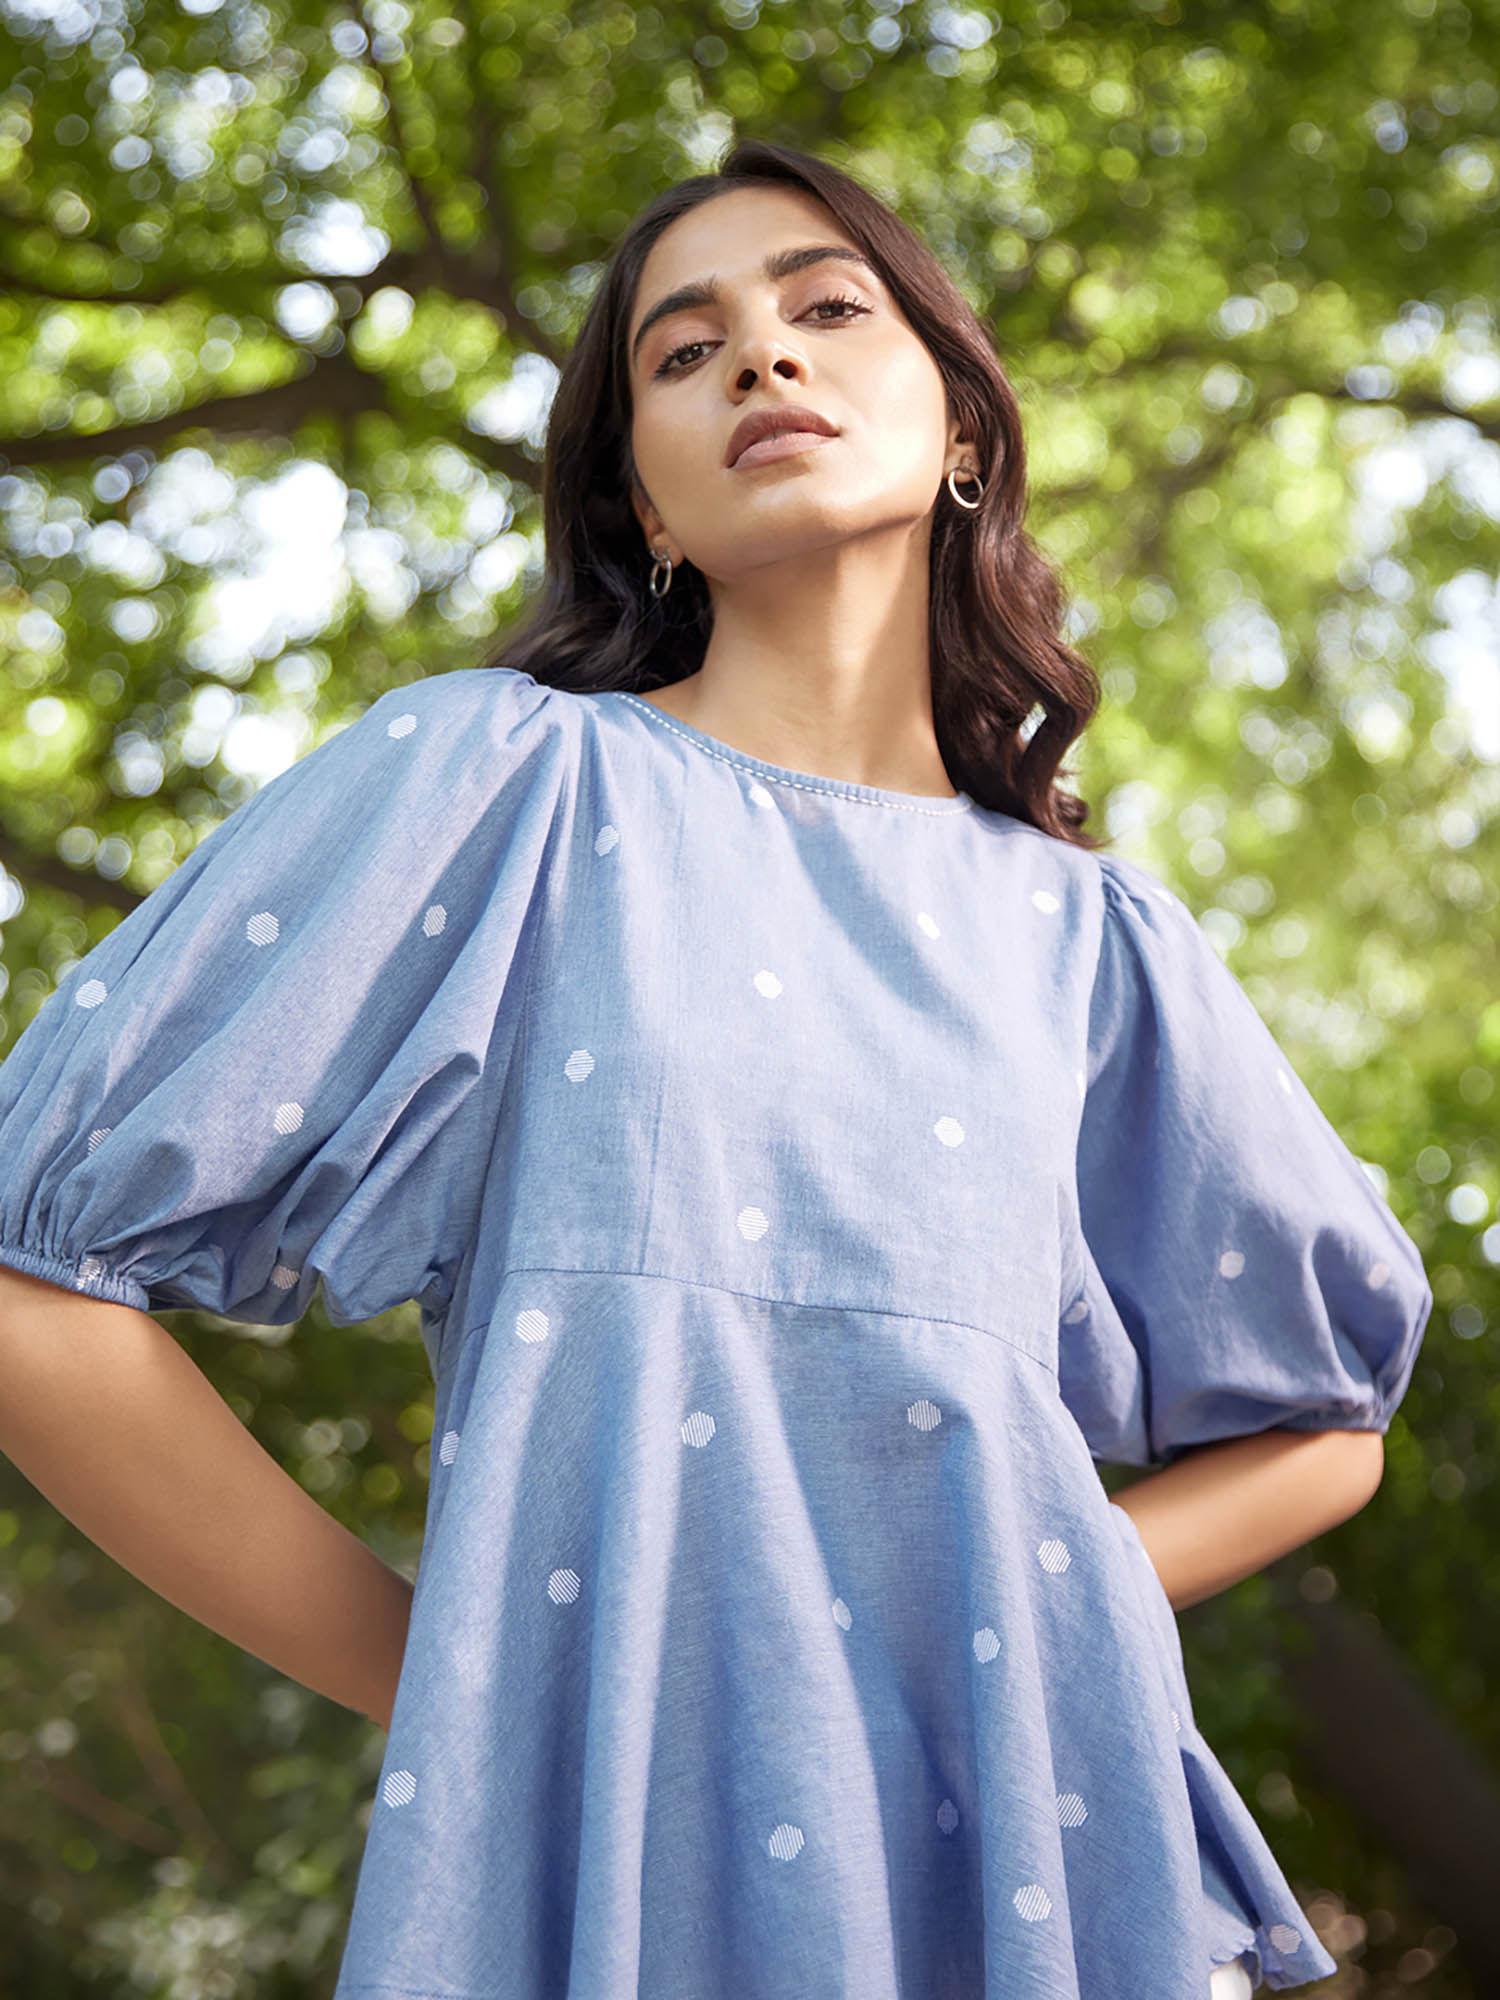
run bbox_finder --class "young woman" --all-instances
[0,140,1430,1999]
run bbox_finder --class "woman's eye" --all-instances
[651,292,871,380]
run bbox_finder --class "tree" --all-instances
[2,1,1496,1992]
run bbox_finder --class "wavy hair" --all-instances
[481,136,1106,845]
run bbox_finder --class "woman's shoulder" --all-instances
[983,819,1193,935]
[320,666,582,801]
[1087,845,1196,925]
[361,665,560,740]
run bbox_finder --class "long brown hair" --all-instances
[482,137,1106,846]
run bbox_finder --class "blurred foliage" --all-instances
[0,0,1497,1993]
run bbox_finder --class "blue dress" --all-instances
[0,665,1433,1999]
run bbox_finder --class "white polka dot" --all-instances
[86,1127,111,1153]
[973,1627,1000,1663]
[907,1397,943,1432]
[547,1567,581,1605]
[438,1429,460,1465]
[1037,1537,1072,1574]
[831,1597,852,1631]
[753,969,783,998]
[933,1116,965,1148]
[1057,1791,1088,1827]
[916,910,941,939]
[382,1768,417,1807]
[246,911,279,947]
[273,1101,305,1135]
[515,1306,551,1343]
[936,1797,959,1834]
[595,824,620,855]
[1367,1261,1391,1288]
[563,1048,596,1083]
[1268,1923,1303,1954]
[1030,888,1060,915]
[1062,1298,1089,1324]
[736,1205,770,1241]
[681,1411,716,1448]
[1013,1882,1052,1921]
[386,712,418,739]
[1218,1249,1245,1279]
[270,1263,300,1291]
[767,1822,804,1860]
[422,904,446,937]
[75,979,107,1009]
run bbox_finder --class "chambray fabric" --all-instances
[0,665,1433,1999]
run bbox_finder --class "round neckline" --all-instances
[611,691,974,816]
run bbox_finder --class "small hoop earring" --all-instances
[648,549,674,599]
[947,465,985,510]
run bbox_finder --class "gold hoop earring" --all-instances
[648,549,674,599]
[947,466,985,510]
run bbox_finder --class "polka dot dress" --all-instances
[0,666,1431,2000]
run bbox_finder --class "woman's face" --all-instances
[626,184,966,586]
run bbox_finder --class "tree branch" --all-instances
[0,831,146,916]
[356,0,447,255]
[449,0,568,374]
[0,345,540,489]
[1269,1556,1500,1984]
[0,350,384,466]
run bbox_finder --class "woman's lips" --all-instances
[730,431,837,469]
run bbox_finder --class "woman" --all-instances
[0,140,1430,1998]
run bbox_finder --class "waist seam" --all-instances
[447,1261,1059,1380]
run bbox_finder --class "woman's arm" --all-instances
[1109,1426,1387,1612]
[0,1265,413,1731]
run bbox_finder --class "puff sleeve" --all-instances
[0,667,559,1335]
[1060,850,1433,1470]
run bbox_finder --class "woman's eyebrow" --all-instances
[630,244,878,368]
